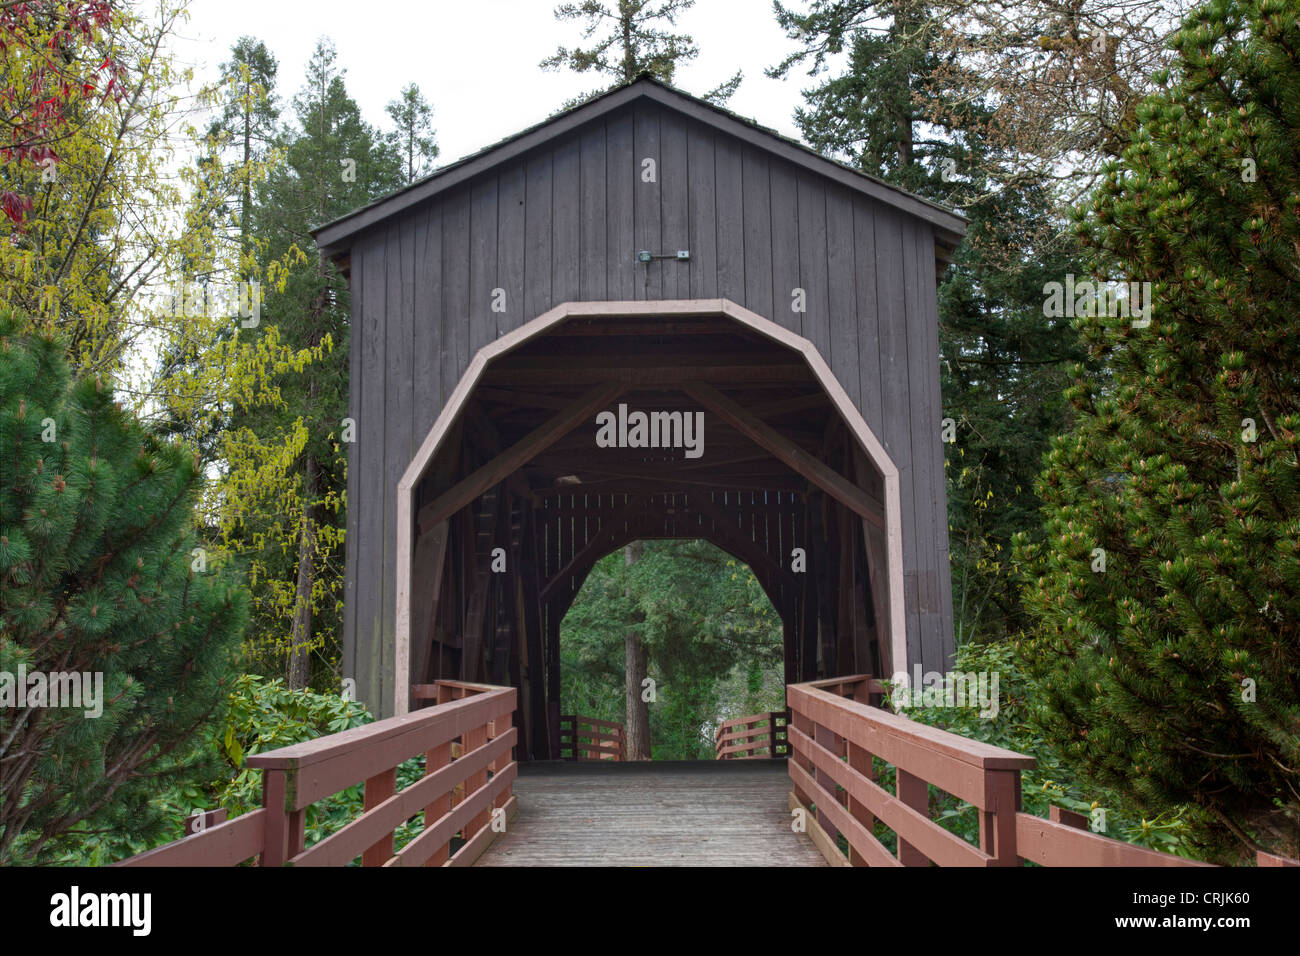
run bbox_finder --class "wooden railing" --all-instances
[715,710,789,759]
[558,714,625,761]
[118,680,517,867]
[786,674,1296,868]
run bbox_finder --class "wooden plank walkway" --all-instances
[475,760,827,866]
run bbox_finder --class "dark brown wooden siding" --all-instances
[343,102,954,714]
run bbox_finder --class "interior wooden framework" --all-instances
[396,299,905,760]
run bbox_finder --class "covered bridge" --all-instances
[314,77,966,760]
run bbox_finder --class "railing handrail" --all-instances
[785,673,1287,868]
[116,679,519,867]
[789,678,1035,774]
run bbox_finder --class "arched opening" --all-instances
[560,538,786,761]
[397,300,905,760]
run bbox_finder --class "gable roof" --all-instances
[312,75,967,263]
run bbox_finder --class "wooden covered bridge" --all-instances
[318,76,964,757]
[117,80,1299,872]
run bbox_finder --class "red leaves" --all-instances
[1,2,122,224]
[1,191,33,225]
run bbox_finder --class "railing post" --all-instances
[813,721,844,846]
[895,769,929,866]
[790,708,814,807]
[980,769,1022,866]
[361,767,397,866]
[464,722,490,838]
[845,740,875,867]
[260,768,304,867]
[488,718,510,810]
[423,740,453,867]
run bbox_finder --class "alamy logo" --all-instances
[0,666,103,718]
[595,403,704,459]
[891,665,1000,719]
[1042,274,1152,326]
[50,886,151,936]
[151,277,261,328]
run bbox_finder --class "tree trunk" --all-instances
[287,454,318,689]
[623,541,651,760]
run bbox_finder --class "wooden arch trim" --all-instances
[394,299,908,716]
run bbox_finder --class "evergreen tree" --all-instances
[772,1,1087,641]
[205,37,281,262]
[542,0,742,104]
[0,309,247,863]
[225,39,403,688]
[1016,0,1300,859]
[385,83,439,184]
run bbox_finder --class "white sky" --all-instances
[171,0,813,168]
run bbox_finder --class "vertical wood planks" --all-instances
[579,123,607,300]
[413,201,443,439]
[634,106,662,301]
[471,175,501,350]
[741,149,772,317]
[342,244,363,702]
[686,124,717,298]
[659,113,690,299]
[796,174,830,358]
[714,134,745,303]
[826,184,859,408]
[874,209,922,667]
[552,138,581,305]
[358,233,387,709]
[606,112,635,301]
[440,191,471,403]
[768,159,801,334]
[385,218,416,707]
[524,153,553,323]
[902,217,938,669]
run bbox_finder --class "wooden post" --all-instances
[896,769,929,866]
[464,723,491,838]
[980,769,1021,866]
[424,740,453,867]
[846,741,875,867]
[790,709,814,808]
[813,721,843,846]
[260,769,304,867]
[361,767,397,866]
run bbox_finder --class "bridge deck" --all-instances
[476,759,827,866]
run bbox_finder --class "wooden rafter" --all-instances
[684,382,885,530]
[417,382,623,534]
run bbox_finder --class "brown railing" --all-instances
[559,714,625,761]
[715,710,789,759]
[786,674,1295,868]
[118,679,517,867]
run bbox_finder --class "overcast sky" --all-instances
[172,0,815,167]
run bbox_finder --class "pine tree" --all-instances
[541,0,741,104]
[1016,0,1300,858]
[205,37,281,263]
[385,83,439,184]
[0,309,247,863]
[773,1,1088,642]
[224,39,403,689]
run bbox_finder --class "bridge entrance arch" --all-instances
[397,298,905,760]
